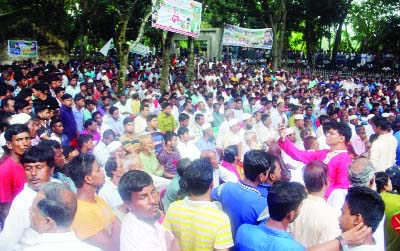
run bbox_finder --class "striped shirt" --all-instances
[163,197,234,251]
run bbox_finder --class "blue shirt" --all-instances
[211,181,268,237]
[59,105,77,141]
[394,131,400,166]
[195,138,217,153]
[72,106,84,133]
[235,221,305,251]
[144,128,164,154]
[257,183,271,199]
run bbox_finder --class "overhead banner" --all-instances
[8,40,38,57]
[152,0,202,38]
[129,42,150,56]
[222,24,273,49]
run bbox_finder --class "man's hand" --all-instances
[278,125,286,141]
[342,223,372,246]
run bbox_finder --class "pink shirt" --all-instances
[351,135,367,156]
[80,130,101,145]
[278,138,351,198]
[0,156,26,203]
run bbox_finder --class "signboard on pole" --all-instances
[222,24,273,49]
[151,0,202,38]
[8,40,38,57]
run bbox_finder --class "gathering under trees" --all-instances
[0,0,399,91]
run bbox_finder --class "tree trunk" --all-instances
[186,36,195,83]
[330,19,344,65]
[277,0,287,68]
[31,23,68,54]
[116,7,151,93]
[160,31,173,93]
[117,15,130,93]
[269,15,278,71]
[304,19,316,68]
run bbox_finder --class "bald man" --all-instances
[26,182,100,251]
[200,150,238,187]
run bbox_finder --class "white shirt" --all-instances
[120,212,171,251]
[216,120,230,148]
[0,184,39,251]
[65,85,80,98]
[213,165,239,187]
[370,133,397,172]
[349,245,377,251]
[177,141,200,160]
[133,116,147,135]
[270,110,288,129]
[93,141,110,168]
[172,105,179,123]
[24,232,101,251]
[289,195,341,247]
[254,122,278,143]
[114,100,132,115]
[98,179,123,212]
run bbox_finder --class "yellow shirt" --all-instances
[72,196,115,240]
[163,197,233,251]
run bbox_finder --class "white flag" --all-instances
[99,38,114,56]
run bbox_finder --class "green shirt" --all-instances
[139,152,163,177]
[162,174,181,211]
[157,111,177,132]
[381,192,400,251]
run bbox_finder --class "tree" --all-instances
[0,0,78,54]
[330,0,353,65]
[105,0,152,92]
[347,0,399,53]
[160,31,173,93]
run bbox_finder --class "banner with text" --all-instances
[8,40,38,57]
[222,24,273,49]
[152,0,202,38]
[129,43,150,56]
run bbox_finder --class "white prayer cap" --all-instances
[241,113,252,121]
[202,123,212,131]
[10,113,31,125]
[382,113,394,118]
[349,115,358,121]
[285,127,295,136]
[293,114,304,120]
[228,119,240,128]
[367,114,375,120]
[106,141,122,153]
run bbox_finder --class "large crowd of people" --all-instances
[0,55,399,251]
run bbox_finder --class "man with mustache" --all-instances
[0,143,55,251]
[118,170,180,251]
[0,124,32,226]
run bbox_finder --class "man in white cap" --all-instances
[101,69,110,87]
[195,122,216,153]
[281,127,304,183]
[348,114,359,140]
[222,119,242,150]
[365,113,375,139]
[107,141,125,160]
[292,114,305,142]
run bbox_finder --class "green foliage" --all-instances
[347,0,400,52]
[0,0,398,61]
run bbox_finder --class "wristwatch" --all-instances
[336,235,349,251]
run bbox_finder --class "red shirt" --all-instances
[0,156,26,203]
